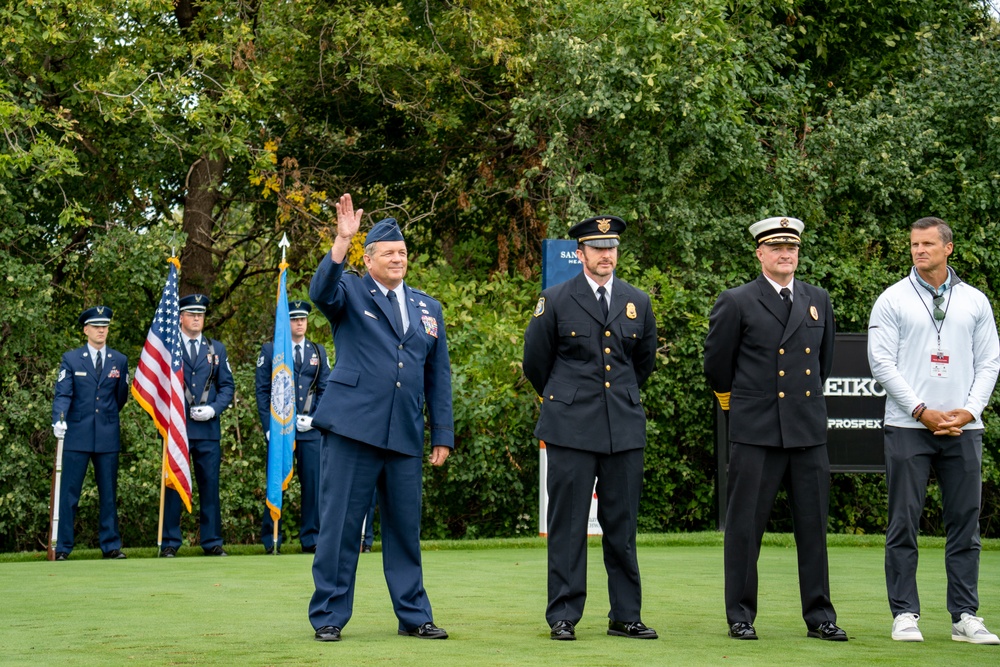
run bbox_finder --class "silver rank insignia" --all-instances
[533,297,545,317]
[810,305,819,321]
[626,302,637,319]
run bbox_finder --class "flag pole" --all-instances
[273,234,291,554]
[47,412,65,561]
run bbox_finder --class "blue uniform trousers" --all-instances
[262,438,321,550]
[162,438,223,550]
[309,432,432,632]
[57,450,122,554]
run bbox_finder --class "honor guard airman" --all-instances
[51,306,130,560]
[522,215,659,641]
[704,216,846,641]
[160,294,235,557]
[255,299,330,554]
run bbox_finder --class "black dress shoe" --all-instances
[203,545,228,557]
[608,620,658,639]
[302,545,316,554]
[265,546,280,555]
[314,626,342,642]
[808,621,848,641]
[159,547,177,558]
[398,622,448,639]
[550,620,576,641]
[361,544,372,553]
[55,552,69,561]
[729,622,758,640]
[102,549,127,560]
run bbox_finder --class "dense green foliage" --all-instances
[4,1,1000,551]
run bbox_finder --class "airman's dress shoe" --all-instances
[102,549,127,559]
[159,547,177,558]
[54,552,69,561]
[729,622,758,640]
[361,544,372,553]
[608,620,658,639]
[314,626,341,642]
[808,621,848,641]
[302,545,316,554]
[550,620,576,640]
[398,622,448,639]
[265,546,280,555]
[203,545,228,557]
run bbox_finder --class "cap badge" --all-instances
[780,218,789,227]
[597,218,611,233]
[810,306,819,321]
[96,306,105,314]
[626,302,637,319]
[195,295,204,303]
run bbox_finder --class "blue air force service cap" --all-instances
[749,217,804,246]
[179,294,210,313]
[364,218,404,246]
[289,300,312,319]
[79,306,113,327]
[568,215,626,248]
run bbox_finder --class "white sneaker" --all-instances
[891,613,924,642]
[952,613,1000,645]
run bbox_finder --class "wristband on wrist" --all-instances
[913,403,927,421]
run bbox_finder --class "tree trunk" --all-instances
[180,155,225,295]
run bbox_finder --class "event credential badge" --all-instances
[930,349,950,378]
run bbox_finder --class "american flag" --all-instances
[131,258,193,512]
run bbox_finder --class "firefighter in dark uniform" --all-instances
[256,299,330,554]
[51,306,130,560]
[704,216,846,642]
[523,215,659,641]
[160,293,235,557]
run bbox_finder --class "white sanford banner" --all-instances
[538,442,603,537]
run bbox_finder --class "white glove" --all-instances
[296,415,314,432]
[265,431,270,442]
[190,406,216,422]
[53,421,68,439]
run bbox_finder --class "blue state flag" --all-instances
[266,262,296,522]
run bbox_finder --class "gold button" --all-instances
[806,391,811,397]
[632,334,636,338]
[549,395,554,400]
[805,369,811,376]
[779,348,785,355]
[604,382,610,388]
[778,392,785,398]
[605,348,611,354]
[605,365,611,371]
[779,370,785,377]
[605,331,611,337]
[571,332,576,336]
[805,347,811,354]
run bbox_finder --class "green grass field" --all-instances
[2,534,999,665]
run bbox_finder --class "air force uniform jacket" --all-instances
[704,274,835,447]
[182,337,235,440]
[308,254,454,454]
[255,339,330,442]
[52,346,130,453]
[523,273,657,453]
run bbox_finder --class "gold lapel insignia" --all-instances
[626,302,637,319]
[810,305,819,321]
[533,297,546,317]
[597,218,611,233]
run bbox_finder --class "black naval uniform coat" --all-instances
[523,271,657,626]
[703,273,838,628]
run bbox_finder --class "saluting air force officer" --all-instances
[256,299,330,554]
[160,294,235,558]
[308,194,454,643]
[523,216,659,641]
[704,217,846,642]
[51,306,130,560]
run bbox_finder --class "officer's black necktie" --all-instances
[387,290,404,335]
[189,339,198,362]
[780,287,792,313]
[597,285,609,320]
[294,343,302,367]
[95,350,103,377]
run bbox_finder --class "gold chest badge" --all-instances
[533,297,546,317]
[626,302,637,319]
[810,306,819,321]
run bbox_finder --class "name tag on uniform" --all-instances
[75,371,88,376]
[930,349,950,378]
[364,310,378,320]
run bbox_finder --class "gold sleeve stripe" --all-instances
[714,391,731,411]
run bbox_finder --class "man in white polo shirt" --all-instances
[868,216,1000,645]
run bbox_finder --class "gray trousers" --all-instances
[884,426,982,622]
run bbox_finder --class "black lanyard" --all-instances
[909,273,952,353]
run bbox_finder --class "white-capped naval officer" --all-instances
[51,306,130,560]
[704,217,845,641]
